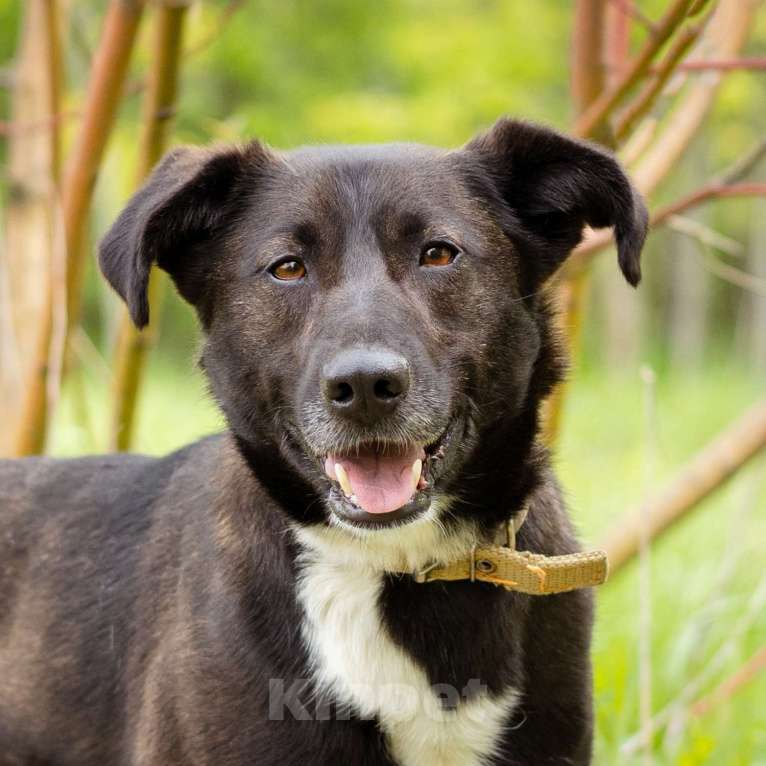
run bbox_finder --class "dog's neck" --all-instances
[289,496,533,576]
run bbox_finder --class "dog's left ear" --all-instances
[465,118,648,287]
[99,141,273,328]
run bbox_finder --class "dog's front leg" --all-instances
[493,590,595,765]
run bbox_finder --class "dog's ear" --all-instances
[465,118,648,287]
[99,141,273,328]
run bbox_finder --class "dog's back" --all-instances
[0,446,204,764]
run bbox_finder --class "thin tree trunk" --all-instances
[600,2,642,370]
[630,0,758,197]
[0,0,63,456]
[62,0,145,344]
[109,1,189,451]
[570,0,609,136]
[573,0,703,139]
[547,0,759,442]
[540,0,607,445]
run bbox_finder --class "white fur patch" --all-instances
[294,504,519,766]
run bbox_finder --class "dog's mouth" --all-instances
[321,422,456,528]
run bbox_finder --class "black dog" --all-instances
[0,118,647,765]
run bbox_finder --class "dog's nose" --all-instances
[322,347,411,423]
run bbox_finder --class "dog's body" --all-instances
[0,119,647,765]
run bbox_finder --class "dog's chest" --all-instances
[296,556,518,766]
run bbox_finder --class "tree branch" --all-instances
[605,0,656,31]
[601,397,766,576]
[614,23,701,141]
[714,137,766,184]
[1,0,63,457]
[573,0,704,139]
[541,0,609,445]
[561,180,766,280]
[653,57,766,72]
[108,1,189,451]
[665,214,743,256]
[62,0,146,344]
[629,0,758,197]
[697,246,766,298]
[651,182,766,227]
[690,645,766,718]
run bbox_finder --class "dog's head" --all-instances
[100,118,647,547]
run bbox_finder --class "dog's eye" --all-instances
[420,242,459,268]
[270,259,307,281]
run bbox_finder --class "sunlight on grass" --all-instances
[557,365,766,765]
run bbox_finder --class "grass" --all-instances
[557,365,766,765]
[49,354,766,764]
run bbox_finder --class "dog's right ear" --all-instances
[464,118,647,289]
[99,142,273,328]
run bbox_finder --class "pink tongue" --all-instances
[325,445,424,515]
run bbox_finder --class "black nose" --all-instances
[322,347,411,423]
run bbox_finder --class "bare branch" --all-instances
[601,398,766,576]
[541,0,609,444]
[714,137,766,184]
[109,1,189,451]
[0,108,78,137]
[690,646,766,718]
[605,0,656,31]
[665,214,744,256]
[629,0,758,197]
[62,0,146,339]
[698,248,766,297]
[615,23,701,141]
[573,0,704,139]
[656,57,766,72]
[571,0,609,114]
[651,182,766,227]
[0,66,15,88]
[561,181,766,280]
[1,0,64,457]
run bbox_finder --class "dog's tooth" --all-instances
[335,463,353,498]
[411,459,423,492]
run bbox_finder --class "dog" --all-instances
[0,118,647,765]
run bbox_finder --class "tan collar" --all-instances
[407,507,608,596]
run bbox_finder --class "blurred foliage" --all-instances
[1,0,764,365]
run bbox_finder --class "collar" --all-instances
[406,506,608,595]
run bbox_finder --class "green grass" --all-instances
[49,356,766,764]
[557,366,766,765]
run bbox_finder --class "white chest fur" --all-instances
[295,550,519,766]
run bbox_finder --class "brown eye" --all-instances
[420,242,459,268]
[270,259,306,281]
